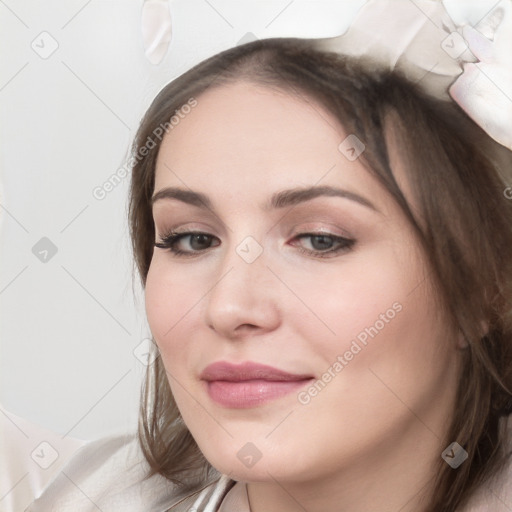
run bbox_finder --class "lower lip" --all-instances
[205,379,313,408]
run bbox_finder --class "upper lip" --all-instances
[200,361,313,382]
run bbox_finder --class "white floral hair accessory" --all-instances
[141,0,172,65]
[141,0,511,150]
[311,0,512,151]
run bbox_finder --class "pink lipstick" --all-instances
[200,361,313,408]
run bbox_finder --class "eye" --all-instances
[154,230,356,259]
[290,232,355,258]
[154,230,219,257]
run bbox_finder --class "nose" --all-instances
[203,239,281,340]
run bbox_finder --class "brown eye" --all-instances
[188,233,214,250]
[155,231,220,256]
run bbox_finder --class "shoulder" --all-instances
[0,407,86,512]
[25,432,183,512]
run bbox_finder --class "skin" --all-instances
[145,81,464,512]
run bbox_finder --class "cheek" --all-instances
[145,256,201,360]
[276,238,450,415]
[277,242,426,359]
[297,245,451,416]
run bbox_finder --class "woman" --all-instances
[27,31,512,512]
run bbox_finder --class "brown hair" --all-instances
[128,37,512,511]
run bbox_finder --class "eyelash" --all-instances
[154,230,356,259]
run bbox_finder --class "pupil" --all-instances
[191,234,210,250]
[312,235,332,250]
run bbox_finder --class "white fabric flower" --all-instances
[139,0,512,150]
[141,0,172,65]
[312,0,512,150]
[448,0,512,150]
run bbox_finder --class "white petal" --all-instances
[141,0,172,65]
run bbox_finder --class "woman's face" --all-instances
[145,81,461,484]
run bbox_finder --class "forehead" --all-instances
[156,81,343,171]
[153,81,398,215]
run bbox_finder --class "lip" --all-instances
[200,361,314,408]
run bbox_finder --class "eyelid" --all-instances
[156,221,352,241]
[155,223,219,237]
[288,222,352,239]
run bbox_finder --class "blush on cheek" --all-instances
[145,268,208,380]
[312,289,407,356]
[145,264,187,347]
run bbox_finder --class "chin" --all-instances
[194,433,314,483]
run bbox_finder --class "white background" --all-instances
[0,0,367,442]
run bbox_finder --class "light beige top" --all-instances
[18,413,512,512]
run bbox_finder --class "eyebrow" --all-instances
[151,185,379,213]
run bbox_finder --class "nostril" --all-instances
[235,324,259,333]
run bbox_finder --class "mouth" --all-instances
[200,361,314,408]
